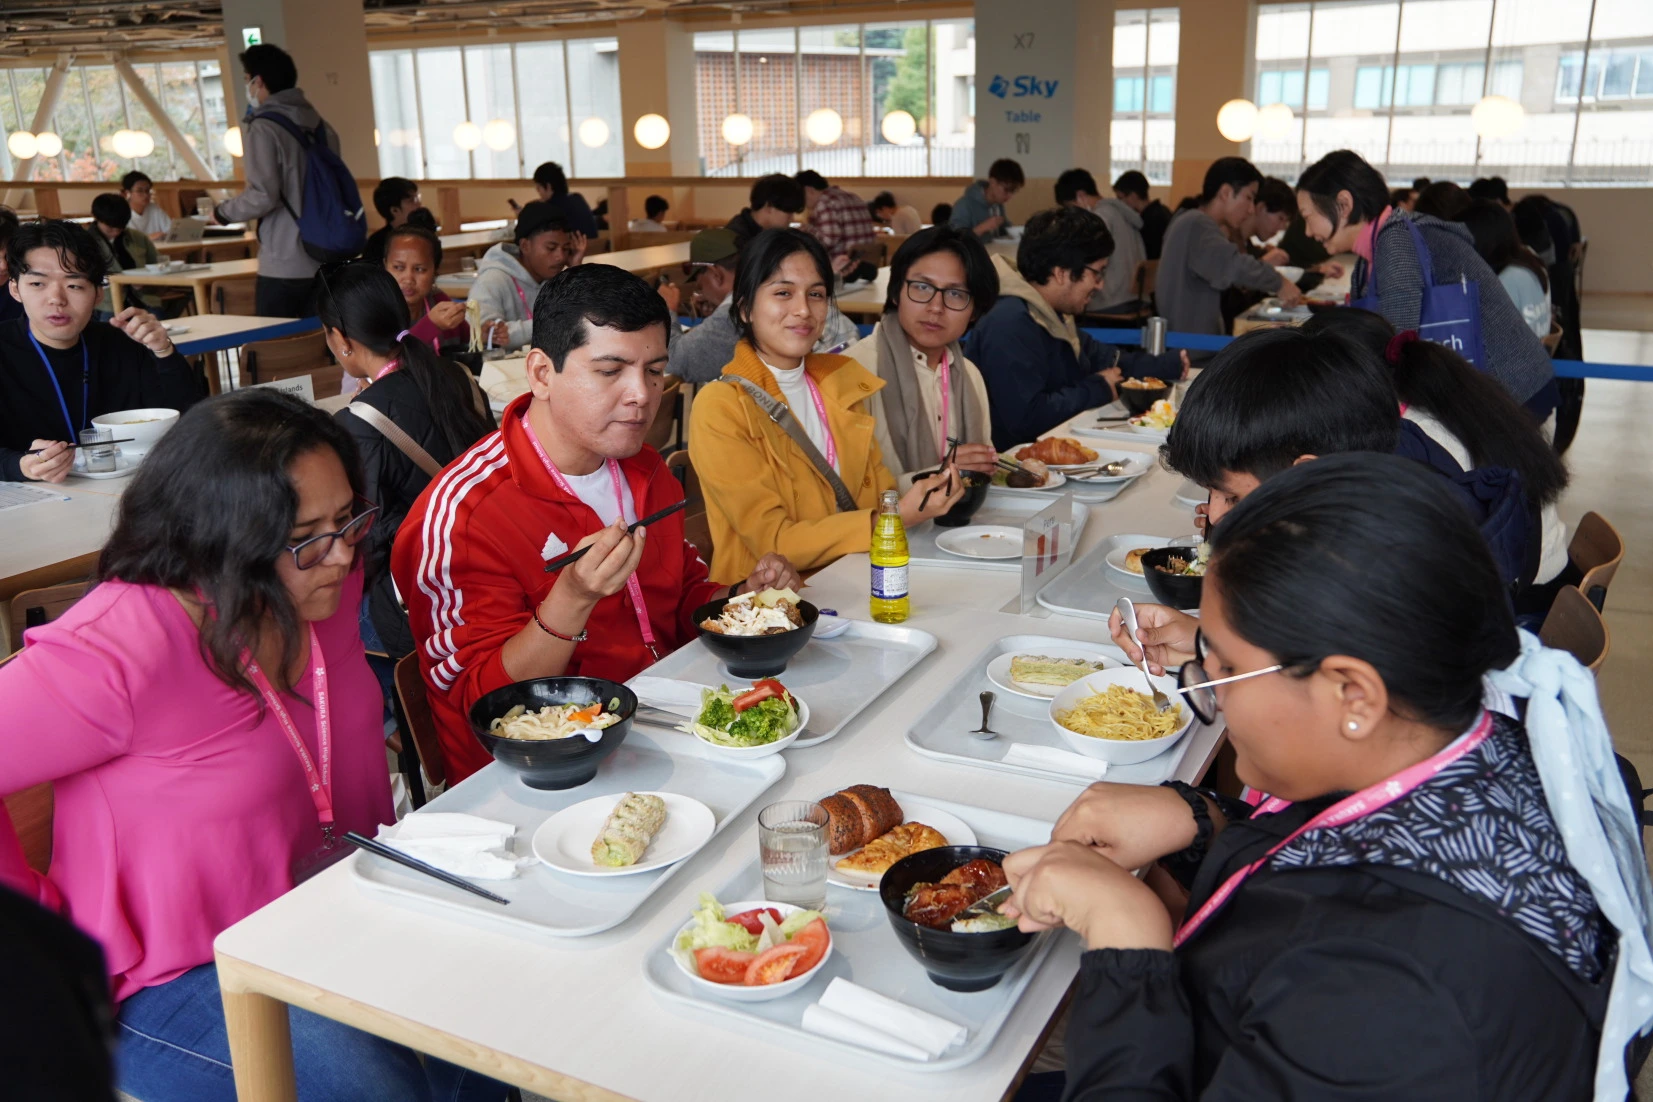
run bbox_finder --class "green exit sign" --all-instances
[242,27,263,48]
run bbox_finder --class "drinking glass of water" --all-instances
[758,801,829,909]
[79,427,116,474]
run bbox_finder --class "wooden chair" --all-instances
[645,377,685,455]
[7,581,89,655]
[210,276,257,315]
[239,331,342,398]
[3,783,53,874]
[1570,511,1624,612]
[1541,319,1563,356]
[665,450,713,563]
[1540,584,1610,673]
[393,654,446,794]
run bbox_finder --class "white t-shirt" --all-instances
[562,465,638,527]
[764,358,838,473]
[130,204,172,237]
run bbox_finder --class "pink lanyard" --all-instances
[522,416,662,661]
[515,282,531,315]
[1173,710,1494,948]
[936,350,952,464]
[373,358,400,382]
[800,372,839,469]
[243,625,335,841]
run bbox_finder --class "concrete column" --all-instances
[7,52,73,194]
[1169,0,1252,202]
[617,19,700,177]
[1072,2,1115,177]
[219,0,378,176]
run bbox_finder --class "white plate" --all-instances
[1123,421,1172,442]
[992,467,1067,492]
[825,799,979,891]
[1064,450,1154,484]
[811,613,852,639]
[934,525,1023,560]
[71,453,139,480]
[1102,536,1165,581]
[1005,441,1105,471]
[531,791,715,877]
[985,648,1121,700]
[1175,480,1207,508]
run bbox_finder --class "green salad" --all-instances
[682,680,799,747]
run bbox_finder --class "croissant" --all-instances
[1015,437,1098,466]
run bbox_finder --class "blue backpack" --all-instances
[250,111,367,262]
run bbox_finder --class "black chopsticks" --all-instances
[28,438,136,454]
[543,498,689,572]
[918,437,962,513]
[343,831,511,905]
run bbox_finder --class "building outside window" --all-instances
[1111,7,1179,186]
[369,37,621,181]
[693,19,974,178]
[1252,0,1653,187]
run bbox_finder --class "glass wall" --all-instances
[693,18,975,178]
[1111,8,1180,186]
[1253,0,1653,186]
[367,36,621,180]
[0,60,232,182]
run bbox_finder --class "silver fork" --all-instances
[1116,597,1174,713]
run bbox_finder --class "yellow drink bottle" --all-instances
[870,489,910,623]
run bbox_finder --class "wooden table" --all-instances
[585,242,691,275]
[169,314,321,358]
[434,272,477,301]
[835,267,890,319]
[212,419,1219,1102]
[154,231,258,259]
[438,228,509,259]
[109,258,260,316]
[0,477,125,603]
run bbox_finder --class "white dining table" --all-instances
[0,477,125,647]
[211,419,1216,1102]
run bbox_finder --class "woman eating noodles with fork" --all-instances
[1004,452,1653,1100]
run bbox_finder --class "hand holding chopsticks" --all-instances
[543,498,688,572]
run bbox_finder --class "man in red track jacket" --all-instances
[393,265,800,783]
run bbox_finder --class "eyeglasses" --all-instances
[1174,629,1294,725]
[1082,262,1108,283]
[903,279,973,312]
[286,501,379,570]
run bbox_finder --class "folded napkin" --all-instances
[376,812,530,880]
[1003,743,1110,781]
[627,675,710,718]
[801,978,969,1061]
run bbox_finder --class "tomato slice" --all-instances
[785,918,830,978]
[744,943,809,986]
[733,679,791,713]
[725,907,784,936]
[694,947,756,984]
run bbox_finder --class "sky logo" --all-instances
[986,74,1060,99]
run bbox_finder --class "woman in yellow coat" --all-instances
[690,229,964,583]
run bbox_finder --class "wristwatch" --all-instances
[533,606,587,643]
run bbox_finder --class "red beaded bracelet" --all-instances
[533,606,588,643]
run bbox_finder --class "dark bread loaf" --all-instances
[821,786,904,854]
[819,793,864,854]
[844,785,902,838]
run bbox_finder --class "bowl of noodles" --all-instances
[469,677,637,789]
[1047,668,1194,765]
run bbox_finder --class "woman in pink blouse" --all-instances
[0,389,505,1101]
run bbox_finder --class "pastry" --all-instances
[818,785,905,854]
[1010,655,1106,688]
[1015,437,1098,466]
[834,822,948,874]
[1123,548,1150,575]
[590,792,667,867]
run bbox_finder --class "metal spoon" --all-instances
[968,690,998,740]
[1116,597,1174,713]
[1068,460,1131,480]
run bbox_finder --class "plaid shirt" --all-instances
[807,187,880,255]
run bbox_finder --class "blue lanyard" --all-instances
[27,330,89,439]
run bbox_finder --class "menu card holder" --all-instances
[1019,494,1076,613]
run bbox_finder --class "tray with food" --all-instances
[906,495,1091,572]
[642,795,1070,1071]
[816,785,979,892]
[349,726,786,938]
[1036,532,1195,622]
[635,618,937,748]
[904,634,1208,787]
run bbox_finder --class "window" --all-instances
[368,37,620,181]
[0,60,233,182]
[1111,7,1180,186]
[692,19,973,178]
[1255,0,1653,186]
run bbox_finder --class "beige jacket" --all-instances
[845,325,994,490]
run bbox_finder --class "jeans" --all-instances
[255,275,317,319]
[116,963,509,1102]
[359,599,397,720]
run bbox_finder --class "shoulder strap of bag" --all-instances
[1400,217,1439,291]
[346,402,442,478]
[724,375,859,513]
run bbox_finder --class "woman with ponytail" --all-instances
[318,262,495,659]
[1302,307,1569,587]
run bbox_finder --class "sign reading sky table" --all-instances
[974,0,1079,179]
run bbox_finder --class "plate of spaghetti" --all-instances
[1047,668,1194,765]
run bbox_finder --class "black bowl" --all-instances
[922,468,991,528]
[1140,546,1204,611]
[692,596,819,679]
[1119,380,1171,415]
[468,677,636,790]
[879,845,1036,992]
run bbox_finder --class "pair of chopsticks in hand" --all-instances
[542,498,688,572]
[28,438,136,454]
[918,437,962,514]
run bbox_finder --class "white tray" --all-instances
[634,619,937,748]
[1036,532,1188,621]
[641,794,1067,1072]
[904,634,1205,786]
[906,495,1090,573]
[349,728,784,938]
[986,477,1131,506]
[1070,420,1167,446]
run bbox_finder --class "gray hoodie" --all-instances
[1090,198,1147,311]
[948,181,1011,242]
[215,88,339,281]
[1156,208,1286,342]
[469,243,540,351]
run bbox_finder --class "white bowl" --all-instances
[688,696,810,760]
[91,408,179,457]
[671,899,832,1002]
[1048,667,1194,765]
